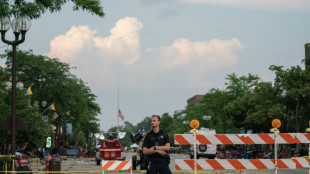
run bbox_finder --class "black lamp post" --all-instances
[183,120,189,133]
[203,115,211,128]
[0,16,31,154]
[87,120,96,148]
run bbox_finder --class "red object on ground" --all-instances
[79,151,87,157]
[45,154,51,173]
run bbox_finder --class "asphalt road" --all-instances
[26,153,308,174]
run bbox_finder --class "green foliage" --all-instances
[242,82,283,132]
[0,49,101,148]
[225,73,260,98]
[136,117,151,133]
[160,113,174,133]
[0,0,104,19]
[270,65,310,132]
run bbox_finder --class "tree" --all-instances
[160,113,174,133]
[270,65,310,132]
[0,0,104,19]
[201,89,232,133]
[136,117,151,134]
[124,121,136,132]
[223,73,261,131]
[159,113,175,145]
[0,66,10,125]
[225,73,260,99]
[0,49,101,147]
[229,82,284,133]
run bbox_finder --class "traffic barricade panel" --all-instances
[175,133,310,145]
[175,159,297,170]
[102,160,132,171]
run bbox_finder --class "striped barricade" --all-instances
[175,159,296,170]
[295,134,310,144]
[175,133,310,145]
[102,160,132,172]
[292,158,310,168]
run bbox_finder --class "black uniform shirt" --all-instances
[142,129,171,161]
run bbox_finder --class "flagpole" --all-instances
[117,87,119,140]
[40,107,49,115]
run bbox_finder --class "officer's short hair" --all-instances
[151,115,160,121]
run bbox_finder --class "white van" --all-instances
[190,128,217,159]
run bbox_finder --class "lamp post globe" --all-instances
[16,82,24,90]
[203,115,211,121]
[5,82,12,89]
[203,115,211,128]
[41,101,47,107]
[11,17,31,32]
[0,16,31,155]
[0,17,11,31]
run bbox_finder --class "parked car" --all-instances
[190,128,217,159]
[67,148,80,158]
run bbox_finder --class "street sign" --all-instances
[46,136,51,148]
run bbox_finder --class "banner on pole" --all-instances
[66,123,73,137]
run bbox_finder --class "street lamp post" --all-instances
[0,16,31,154]
[183,120,189,133]
[87,120,96,148]
[2,81,24,155]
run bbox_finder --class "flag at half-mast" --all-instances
[118,109,124,121]
[48,104,56,111]
[25,86,33,96]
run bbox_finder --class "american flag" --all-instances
[118,109,124,121]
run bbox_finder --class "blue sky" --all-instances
[1,0,310,132]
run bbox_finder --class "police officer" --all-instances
[142,115,171,174]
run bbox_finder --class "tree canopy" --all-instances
[0,0,104,19]
[0,49,101,147]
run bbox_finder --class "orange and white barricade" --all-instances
[174,133,310,173]
[292,158,310,168]
[175,159,296,170]
[175,133,310,145]
[102,160,132,174]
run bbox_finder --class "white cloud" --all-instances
[47,17,143,66]
[46,17,244,90]
[180,0,310,11]
[47,26,96,61]
[93,17,143,66]
[157,38,243,69]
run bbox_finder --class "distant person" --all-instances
[15,149,22,166]
[142,115,171,174]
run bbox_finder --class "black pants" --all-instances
[146,161,171,174]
